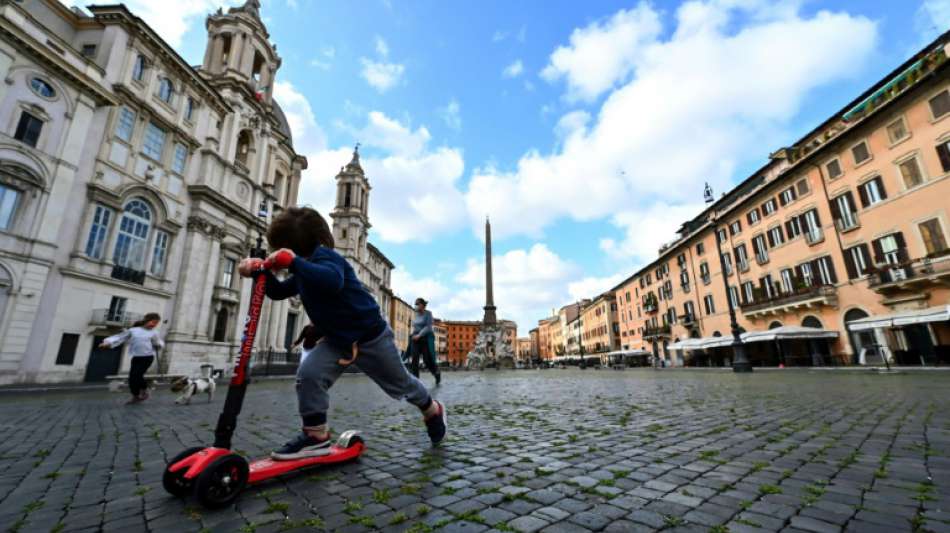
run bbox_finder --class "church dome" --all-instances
[272,101,292,147]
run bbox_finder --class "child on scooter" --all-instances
[100,312,164,404]
[238,207,446,460]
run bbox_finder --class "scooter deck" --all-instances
[248,442,364,484]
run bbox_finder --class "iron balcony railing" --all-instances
[111,265,146,285]
[739,283,837,314]
[868,250,950,288]
[90,309,144,327]
[644,324,672,337]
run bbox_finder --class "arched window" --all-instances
[221,34,232,66]
[712,331,722,337]
[158,78,174,103]
[236,130,251,166]
[213,307,229,342]
[113,199,152,271]
[802,316,823,329]
[769,321,783,330]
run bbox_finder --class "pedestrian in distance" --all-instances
[237,206,447,461]
[99,312,164,404]
[409,298,441,385]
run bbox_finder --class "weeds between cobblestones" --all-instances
[1,370,949,532]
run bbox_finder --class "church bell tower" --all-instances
[330,146,371,267]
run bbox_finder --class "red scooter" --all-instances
[162,247,365,508]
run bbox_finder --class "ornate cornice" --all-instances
[187,215,227,240]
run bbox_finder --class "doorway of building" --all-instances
[844,309,873,365]
[84,335,122,382]
[902,324,936,365]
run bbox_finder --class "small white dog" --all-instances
[171,364,216,404]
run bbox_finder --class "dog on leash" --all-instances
[171,364,216,404]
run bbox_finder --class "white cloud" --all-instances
[541,4,661,103]
[374,35,390,58]
[599,202,705,262]
[70,0,241,48]
[467,0,877,252]
[360,58,405,93]
[917,0,950,40]
[391,268,453,305]
[567,274,625,302]
[492,30,508,42]
[301,111,467,243]
[438,99,462,131]
[310,46,335,70]
[273,80,326,153]
[503,59,524,78]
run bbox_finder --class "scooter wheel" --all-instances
[193,454,249,509]
[162,447,204,497]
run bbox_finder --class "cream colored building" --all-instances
[0,0,309,384]
[389,295,413,353]
[613,32,950,367]
[581,291,620,360]
[516,337,532,363]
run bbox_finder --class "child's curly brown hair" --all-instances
[267,207,335,257]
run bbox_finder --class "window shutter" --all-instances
[779,193,788,206]
[844,248,858,280]
[812,209,821,226]
[937,142,950,172]
[844,192,856,213]
[872,238,884,264]
[810,259,821,283]
[875,177,887,200]
[829,197,841,220]
[858,182,870,208]
[894,232,906,254]
[825,257,838,284]
[767,231,775,248]
[785,220,794,236]
[858,243,871,275]
[790,187,797,201]
[746,212,754,225]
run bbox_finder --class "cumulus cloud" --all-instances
[374,35,390,58]
[599,202,706,262]
[438,99,462,131]
[467,0,878,257]
[273,81,326,153]
[360,59,405,93]
[503,59,524,78]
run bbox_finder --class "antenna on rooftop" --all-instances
[703,182,714,204]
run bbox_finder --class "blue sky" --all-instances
[77,0,950,334]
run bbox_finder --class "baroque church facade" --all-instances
[0,0,309,384]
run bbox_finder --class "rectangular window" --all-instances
[81,44,96,57]
[779,186,797,206]
[832,191,858,231]
[728,286,739,309]
[730,221,742,235]
[677,253,686,267]
[695,242,705,255]
[767,226,784,248]
[825,159,843,180]
[717,228,728,243]
[886,117,908,144]
[929,89,950,119]
[753,235,768,264]
[142,121,166,161]
[699,262,710,284]
[851,141,871,165]
[799,262,814,286]
[150,231,168,276]
[796,178,810,196]
[722,252,733,275]
[816,256,837,285]
[859,177,887,207]
[742,281,755,304]
[919,218,949,256]
[844,243,871,280]
[780,268,794,294]
[84,204,112,258]
[761,274,775,298]
[185,97,195,122]
[703,295,715,315]
[222,258,235,288]
[115,107,136,142]
[14,112,43,147]
[874,234,904,265]
[802,209,822,243]
[747,208,760,225]
[172,143,188,174]
[55,333,80,366]
[735,244,749,271]
[0,184,20,231]
[898,156,924,189]
[108,296,127,322]
[132,54,146,81]
[786,216,802,239]
[762,198,777,215]
[937,141,950,172]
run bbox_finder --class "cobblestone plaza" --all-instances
[1,369,949,532]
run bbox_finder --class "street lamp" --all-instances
[712,214,752,373]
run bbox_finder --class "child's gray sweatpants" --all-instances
[295,326,432,422]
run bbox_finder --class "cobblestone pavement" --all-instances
[2,369,950,533]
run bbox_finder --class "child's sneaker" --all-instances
[271,432,332,460]
[424,401,447,446]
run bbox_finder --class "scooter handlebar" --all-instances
[261,249,294,270]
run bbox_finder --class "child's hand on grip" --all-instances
[265,249,295,270]
[238,258,264,277]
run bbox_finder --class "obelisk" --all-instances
[482,217,497,325]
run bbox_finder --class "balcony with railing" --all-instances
[644,324,672,338]
[643,295,658,313]
[90,309,144,328]
[834,211,860,233]
[868,250,950,293]
[111,265,146,285]
[680,313,697,327]
[740,282,838,318]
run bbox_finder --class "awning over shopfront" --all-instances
[848,305,950,332]
[670,326,838,351]
[742,326,838,343]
